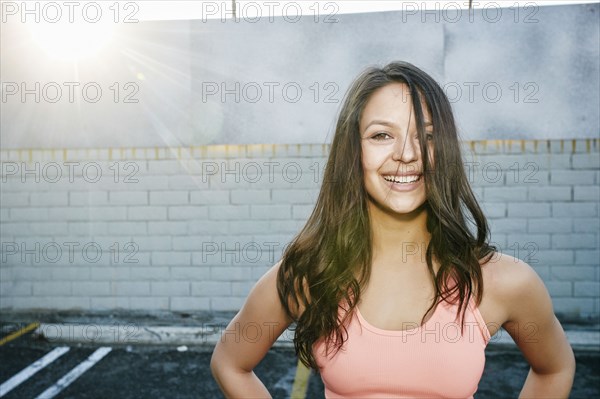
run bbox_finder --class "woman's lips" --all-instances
[381,174,423,191]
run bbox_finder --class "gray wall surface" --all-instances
[1,139,599,320]
[1,3,599,148]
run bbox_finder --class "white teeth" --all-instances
[383,175,421,184]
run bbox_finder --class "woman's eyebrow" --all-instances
[363,119,433,131]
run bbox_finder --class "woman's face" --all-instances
[360,82,434,216]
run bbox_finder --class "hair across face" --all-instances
[277,61,497,372]
[360,82,434,217]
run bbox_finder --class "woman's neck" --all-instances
[367,200,431,264]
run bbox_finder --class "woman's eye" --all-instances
[414,133,434,141]
[371,132,391,140]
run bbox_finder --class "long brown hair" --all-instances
[276,61,497,371]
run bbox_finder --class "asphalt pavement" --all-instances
[0,311,598,398]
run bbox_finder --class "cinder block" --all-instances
[172,235,211,251]
[133,236,172,251]
[228,221,270,234]
[110,191,148,205]
[572,153,600,169]
[1,223,30,236]
[268,220,305,234]
[544,281,572,297]
[29,222,69,236]
[0,296,12,309]
[552,234,597,249]
[168,175,209,190]
[33,281,71,296]
[506,234,550,250]
[170,266,210,280]
[128,206,167,221]
[528,218,572,233]
[130,176,169,191]
[573,218,600,233]
[550,170,595,185]
[0,192,29,207]
[231,190,270,204]
[72,282,110,296]
[1,281,31,296]
[69,222,108,235]
[208,205,250,220]
[151,281,190,296]
[483,187,527,201]
[30,192,68,206]
[188,220,228,234]
[130,267,170,280]
[51,267,90,281]
[151,251,190,266]
[168,206,208,220]
[10,297,45,310]
[548,154,572,169]
[90,266,131,281]
[528,187,571,201]
[44,296,92,310]
[130,297,170,311]
[108,222,147,235]
[191,281,232,296]
[533,250,574,265]
[211,266,253,281]
[147,159,186,175]
[574,186,600,201]
[574,282,600,297]
[575,250,600,265]
[488,218,527,233]
[87,207,128,221]
[551,266,596,281]
[12,267,52,281]
[170,297,210,311]
[91,297,130,310]
[190,190,229,204]
[272,189,319,204]
[209,174,252,189]
[148,221,187,235]
[507,203,550,218]
[250,205,291,220]
[552,298,595,316]
[150,191,189,205]
[292,205,314,220]
[211,297,245,311]
[0,266,12,281]
[9,207,48,221]
[111,282,150,296]
[552,202,597,217]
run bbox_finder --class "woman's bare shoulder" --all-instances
[480,251,547,319]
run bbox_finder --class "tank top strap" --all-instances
[467,293,492,346]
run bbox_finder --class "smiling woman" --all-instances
[210,61,576,399]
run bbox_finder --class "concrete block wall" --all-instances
[1,139,599,320]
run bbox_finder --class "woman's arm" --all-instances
[497,257,576,398]
[210,260,295,398]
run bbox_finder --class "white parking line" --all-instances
[34,347,112,399]
[0,346,70,397]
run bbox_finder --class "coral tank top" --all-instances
[312,292,491,398]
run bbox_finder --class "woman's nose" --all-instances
[391,132,419,162]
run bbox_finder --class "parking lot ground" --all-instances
[1,321,598,398]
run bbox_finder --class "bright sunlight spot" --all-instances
[29,19,114,61]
